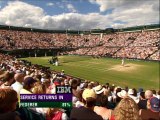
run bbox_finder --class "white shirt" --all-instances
[11,81,23,95]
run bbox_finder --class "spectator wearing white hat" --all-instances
[117,90,127,99]
[128,88,139,103]
[93,85,105,106]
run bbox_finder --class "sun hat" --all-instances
[117,90,127,98]
[128,89,134,95]
[93,85,105,94]
[129,95,139,103]
[150,97,160,112]
[127,89,140,103]
[82,88,97,101]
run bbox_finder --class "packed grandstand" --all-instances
[0,24,159,60]
[0,24,160,120]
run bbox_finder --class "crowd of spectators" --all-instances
[0,53,160,120]
[66,30,159,60]
[0,29,159,60]
[0,30,100,50]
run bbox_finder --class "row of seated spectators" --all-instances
[0,29,159,60]
[64,30,160,60]
[67,46,159,60]
[0,53,160,120]
[0,30,101,49]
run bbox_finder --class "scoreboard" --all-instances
[20,86,72,108]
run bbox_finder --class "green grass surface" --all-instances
[21,55,159,90]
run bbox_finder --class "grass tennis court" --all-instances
[21,55,159,90]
